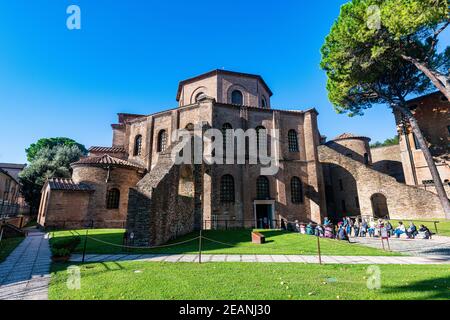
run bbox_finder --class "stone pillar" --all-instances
[303,110,326,223]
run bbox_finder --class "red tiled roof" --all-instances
[89,146,127,153]
[71,154,144,170]
[332,133,370,141]
[47,178,92,191]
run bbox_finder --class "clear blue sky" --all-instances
[0,0,448,164]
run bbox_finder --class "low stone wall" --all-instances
[318,145,446,220]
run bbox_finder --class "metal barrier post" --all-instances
[198,229,202,264]
[434,222,439,235]
[317,235,322,265]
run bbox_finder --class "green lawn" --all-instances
[49,262,450,300]
[50,229,400,256]
[0,237,24,262]
[390,219,450,236]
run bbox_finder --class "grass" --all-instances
[0,237,24,262]
[50,229,400,256]
[49,262,450,300]
[390,219,450,236]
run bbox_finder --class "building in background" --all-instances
[0,168,21,217]
[395,92,450,196]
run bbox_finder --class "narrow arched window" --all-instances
[222,123,233,156]
[106,188,120,209]
[256,176,270,200]
[220,175,235,203]
[288,130,299,152]
[157,130,168,153]
[256,126,267,156]
[134,135,142,156]
[261,96,267,108]
[291,177,303,204]
[195,92,205,102]
[231,90,243,105]
[364,153,369,165]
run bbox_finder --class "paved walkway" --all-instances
[69,253,450,265]
[350,235,450,257]
[0,230,51,300]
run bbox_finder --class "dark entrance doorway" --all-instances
[371,193,389,219]
[256,204,273,229]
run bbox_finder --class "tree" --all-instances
[380,0,450,100]
[25,137,87,162]
[321,0,450,218]
[370,135,400,148]
[19,145,85,214]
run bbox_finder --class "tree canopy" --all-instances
[320,0,449,113]
[370,135,399,148]
[25,137,87,162]
[19,144,85,213]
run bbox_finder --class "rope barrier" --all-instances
[201,236,237,247]
[73,230,201,250]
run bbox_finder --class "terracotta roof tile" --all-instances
[48,178,92,191]
[89,146,127,153]
[332,133,370,141]
[71,154,144,170]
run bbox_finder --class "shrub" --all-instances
[51,236,81,253]
[51,247,71,258]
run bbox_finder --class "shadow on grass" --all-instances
[381,275,450,300]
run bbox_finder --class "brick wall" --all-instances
[319,145,445,220]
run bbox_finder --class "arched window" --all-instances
[157,130,168,153]
[256,126,267,156]
[364,153,369,165]
[291,177,303,204]
[106,188,120,209]
[231,90,243,105]
[222,123,233,156]
[220,175,235,203]
[261,96,267,108]
[288,130,299,152]
[133,135,142,156]
[256,176,270,200]
[195,92,205,102]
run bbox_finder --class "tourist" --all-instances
[337,225,349,241]
[394,222,406,238]
[295,220,300,233]
[315,224,324,237]
[385,221,393,237]
[300,224,306,234]
[368,219,376,237]
[323,217,331,226]
[324,224,334,238]
[360,219,368,237]
[375,219,384,237]
[280,219,287,231]
[407,222,418,239]
[306,223,315,235]
[418,225,432,239]
[346,218,352,236]
[353,219,360,237]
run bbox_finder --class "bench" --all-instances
[252,232,266,244]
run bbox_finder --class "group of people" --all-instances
[293,217,433,241]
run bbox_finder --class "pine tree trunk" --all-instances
[393,103,450,219]
[401,55,450,101]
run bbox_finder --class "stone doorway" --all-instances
[371,193,389,219]
[254,201,275,229]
